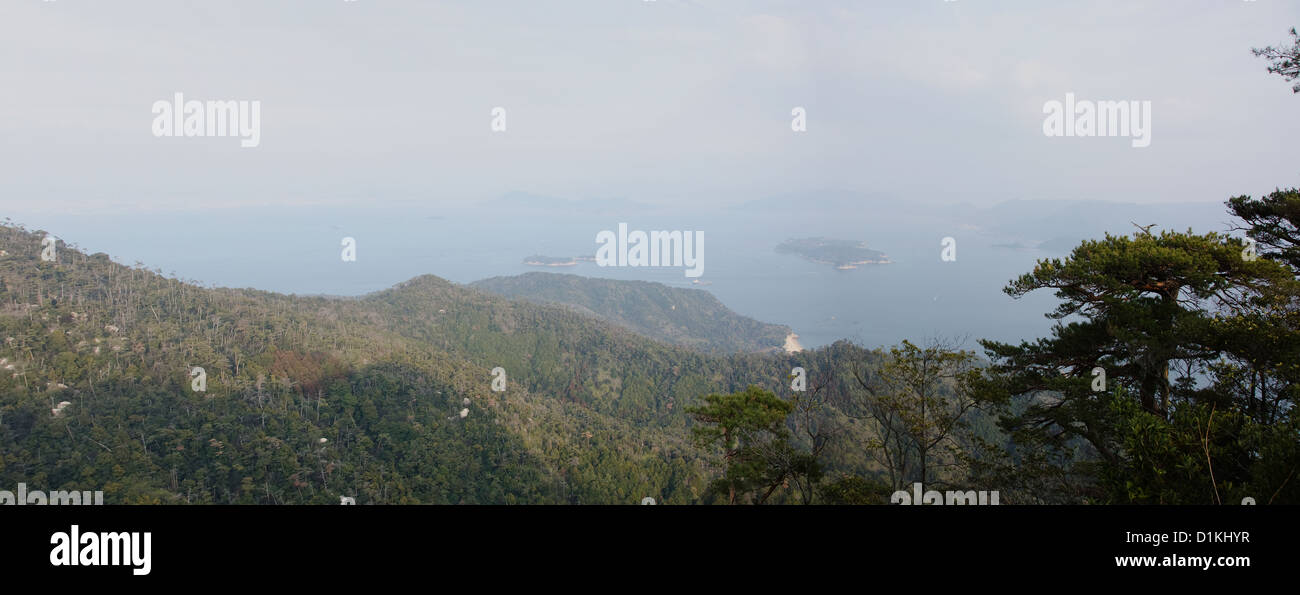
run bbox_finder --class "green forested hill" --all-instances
[0,223,878,504]
[8,210,1282,505]
[471,272,790,354]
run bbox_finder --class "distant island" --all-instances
[990,237,1082,254]
[522,254,579,266]
[776,237,891,269]
[520,253,577,267]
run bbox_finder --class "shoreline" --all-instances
[783,332,804,353]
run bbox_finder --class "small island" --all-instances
[523,255,578,267]
[776,237,891,269]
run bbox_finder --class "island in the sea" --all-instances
[776,237,891,269]
[523,255,578,267]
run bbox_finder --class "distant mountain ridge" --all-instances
[471,272,791,354]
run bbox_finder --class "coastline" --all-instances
[783,332,804,353]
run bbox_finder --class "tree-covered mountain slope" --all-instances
[470,272,791,354]
[0,223,883,504]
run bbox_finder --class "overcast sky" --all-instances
[2,0,1298,217]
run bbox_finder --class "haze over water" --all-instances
[18,194,1231,351]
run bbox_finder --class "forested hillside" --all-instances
[471,272,790,354]
[0,223,887,503]
[4,184,1295,506]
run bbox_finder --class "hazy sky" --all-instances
[2,0,1298,217]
